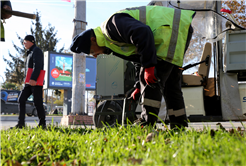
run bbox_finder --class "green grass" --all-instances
[1,124,246,166]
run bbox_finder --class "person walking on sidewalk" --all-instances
[70,5,195,129]
[13,35,46,129]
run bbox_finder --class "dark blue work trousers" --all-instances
[140,60,188,127]
[139,25,193,127]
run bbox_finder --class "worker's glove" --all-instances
[144,66,157,85]
[130,88,140,101]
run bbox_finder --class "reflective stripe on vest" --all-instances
[127,6,146,24]
[136,6,182,63]
[167,9,181,62]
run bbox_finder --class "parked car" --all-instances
[1,89,47,116]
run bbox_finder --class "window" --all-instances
[27,95,34,102]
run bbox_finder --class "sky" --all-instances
[0,0,150,83]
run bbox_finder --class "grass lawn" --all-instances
[1,123,246,166]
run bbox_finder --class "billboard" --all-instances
[44,52,96,90]
[49,53,73,88]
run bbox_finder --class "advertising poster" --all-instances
[49,53,73,88]
[47,52,96,90]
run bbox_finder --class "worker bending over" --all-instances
[70,5,196,129]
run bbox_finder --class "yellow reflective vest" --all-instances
[94,6,195,67]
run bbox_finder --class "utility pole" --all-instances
[51,90,54,112]
[71,0,87,115]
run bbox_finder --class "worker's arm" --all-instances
[104,47,141,64]
[106,13,157,68]
[1,1,12,19]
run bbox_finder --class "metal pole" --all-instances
[51,90,53,112]
[216,1,222,96]
[87,90,88,115]
[45,89,48,104]
[71,0,87,115]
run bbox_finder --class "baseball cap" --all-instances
[70,29,92,54]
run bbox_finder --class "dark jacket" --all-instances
[105,13,156,67]
[104,13,157,89]
[25,44,44,82]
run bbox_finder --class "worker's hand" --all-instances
[29,80,37,86]
[144,66,157,85]
[130,88,140,100]
[2,5,12,19]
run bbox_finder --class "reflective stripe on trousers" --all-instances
[168,108,186,117]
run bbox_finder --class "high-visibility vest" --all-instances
[1,21,5,41]
[94,6,195,67]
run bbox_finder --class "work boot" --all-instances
[133,118,156,128]
[133,118,147,126]
[170,123,187,131]
[10,123,25,129]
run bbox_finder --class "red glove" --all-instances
[144,66,157,85]
[131,88,140,100]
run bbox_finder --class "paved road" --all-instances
[1,115,246,130]
[0,115,64,130]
